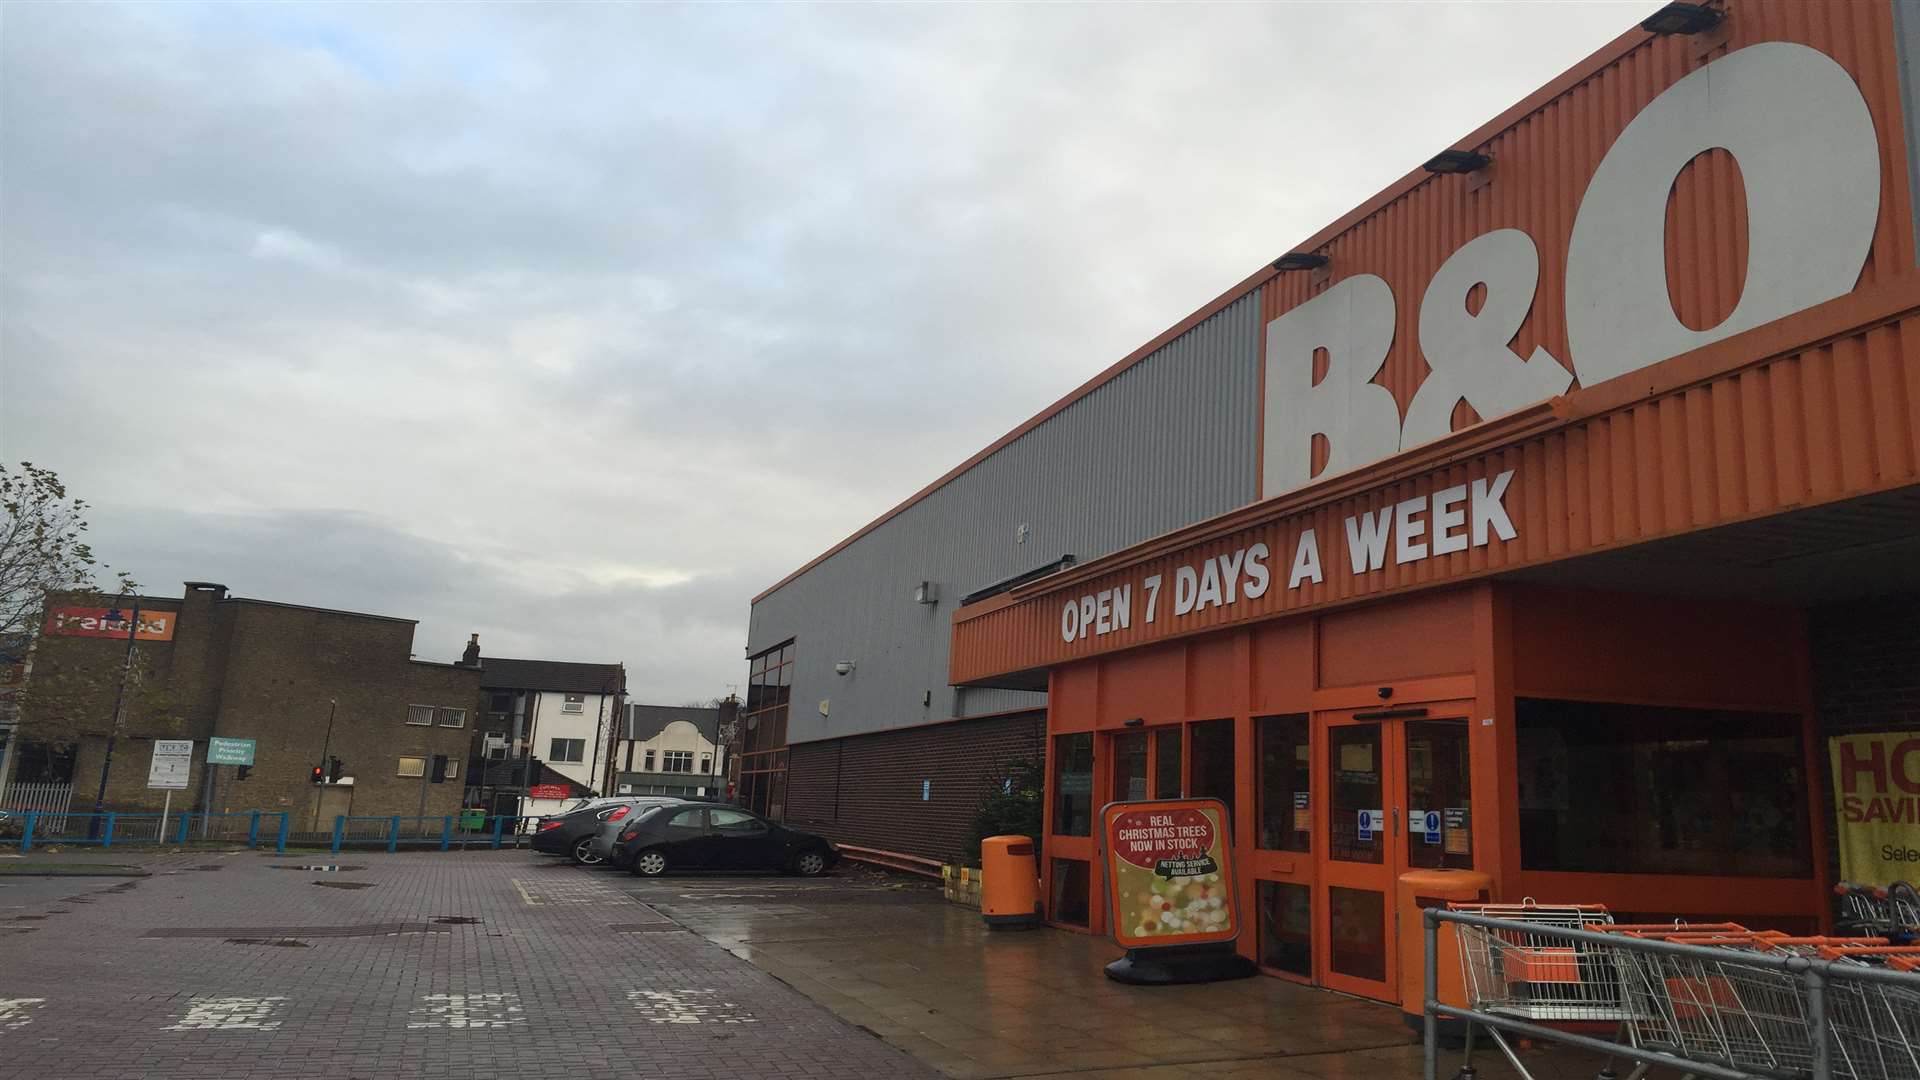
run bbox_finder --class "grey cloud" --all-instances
[3,1,1661,698]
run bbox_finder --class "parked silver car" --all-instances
[587,798,701,863]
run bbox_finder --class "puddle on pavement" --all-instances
[224,938,310,948]
[310,881,377,891]
[271,865,364,872]
[430,916,481,925]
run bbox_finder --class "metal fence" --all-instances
[6,811,291,853]
[5,810,542,855]
[1,782,73,832]
[1423,908,1920,1080]
[321,815,539,853]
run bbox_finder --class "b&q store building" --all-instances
[747,1,1920,1001]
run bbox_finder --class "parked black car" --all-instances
[610,804,837,877]
[531,797,688,866]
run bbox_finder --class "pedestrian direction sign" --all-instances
[207,737,255,766]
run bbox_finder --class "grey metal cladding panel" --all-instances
[751,292,1261,741]
[1897,0,1920,264]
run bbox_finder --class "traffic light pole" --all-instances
[310,699,337,833]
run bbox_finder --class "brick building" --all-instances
[4,582,479,826]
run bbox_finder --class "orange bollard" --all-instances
[980,835,1043,931]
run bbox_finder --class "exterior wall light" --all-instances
[834,661,855,676]
[1641,2,1724,35]
[1423,149,1491,174]
[913,581,939,605]
[1272,252,1328,272]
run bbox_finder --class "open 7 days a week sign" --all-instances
[1100,799,1240,950]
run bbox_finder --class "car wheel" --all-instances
[793,851,828,877]
[570,837,603,867]
[631,849,669,877]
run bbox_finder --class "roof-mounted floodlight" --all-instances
[1641,2,1724,35]
[1423,149,1491,174]
[1271,253,1328,272]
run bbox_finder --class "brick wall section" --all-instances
[33,585,478,820]
[783,712,1043,866]
[1811,592,1920,883]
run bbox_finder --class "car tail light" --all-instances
[537,820,564,832]
[619,826,641,841]
[608,807,630,822]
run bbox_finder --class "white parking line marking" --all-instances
[511,879,543,906]
[407,992,526,1029]
[628,988,758,1024]
[164,996,287,1031]
[0,999,46,1029]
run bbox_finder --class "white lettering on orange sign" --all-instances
[1059,471,1514,643]
[1260,43,1880,500]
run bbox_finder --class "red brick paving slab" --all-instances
[0,850,936,1079]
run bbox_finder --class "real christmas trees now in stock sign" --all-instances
[1099,798,1240,950]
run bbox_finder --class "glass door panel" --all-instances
[1188,719,1235,828]
[1328,724,1385,864]
[1319,715,1401,1002]
[1405,720,1472,870]
[1153,727,1183,798]
[1111,732,1148,802]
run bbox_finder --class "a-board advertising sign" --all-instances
[1099,798,1239,949]
[206,737,255,766]
[147,740,193,790]
[1831,733,1920,886]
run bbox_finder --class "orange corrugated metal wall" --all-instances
[1260,0,1913,428]
[951,0,1920,686]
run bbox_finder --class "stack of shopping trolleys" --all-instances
[1444,897,1920,1080]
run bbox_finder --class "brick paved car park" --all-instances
[0,850,933,1080]
[1,849,1615,1079]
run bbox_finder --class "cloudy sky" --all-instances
[2,1,1658,702]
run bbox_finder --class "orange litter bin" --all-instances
[980,835,1042,931]
[1398,869,1493,1034]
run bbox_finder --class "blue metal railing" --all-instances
[323,814,537,853]
[8,811,291,854]
[6,809,540,855]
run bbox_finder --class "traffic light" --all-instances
[430,755,448,784]
[310,765,325,785]
[236,764,252,781]
[327,756,344,783]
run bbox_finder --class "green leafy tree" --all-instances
[0,463,167,761]
[0,463,118,642]
[963,757,1044,866]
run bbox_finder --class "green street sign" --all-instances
[207,737,256,766]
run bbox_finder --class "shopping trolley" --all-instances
[1452,900,1624,1022]
[1837,882,1920,939]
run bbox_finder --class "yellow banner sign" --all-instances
[1831,733,1920,886]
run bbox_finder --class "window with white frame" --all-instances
[406,705,434,726]
[700,754,712,773]
[397,756,427,777]
[562,692,585,714]
[435,707,466,728]
[550,738,585,764]
[643,750,655,770]
[662,751,694,774]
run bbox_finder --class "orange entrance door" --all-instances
[1317,705,1476,1001]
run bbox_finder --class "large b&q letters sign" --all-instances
[1263,43,1878,496]
[1101,799,1240,950]
[1060,43,1883,649]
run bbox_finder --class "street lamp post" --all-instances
[87,595,141,836]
